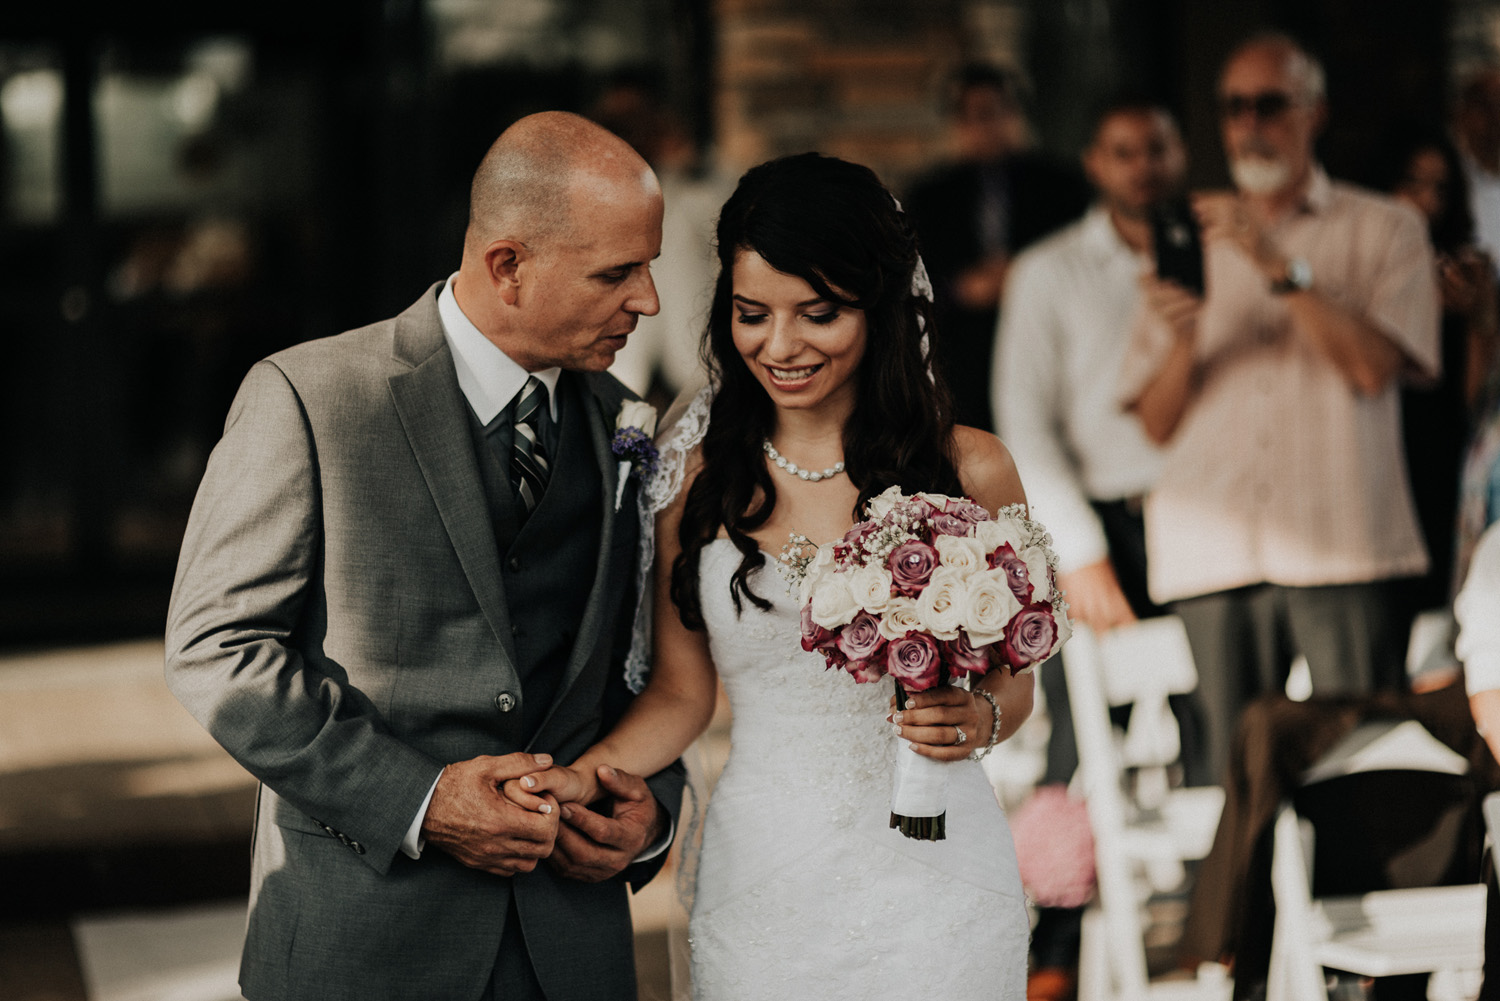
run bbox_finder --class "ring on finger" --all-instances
[953,725,967,746]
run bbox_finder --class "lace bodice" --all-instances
[686,539,1028,1000]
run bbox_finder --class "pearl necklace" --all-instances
[762,439,846,482]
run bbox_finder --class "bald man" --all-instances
[166,112,683,1001]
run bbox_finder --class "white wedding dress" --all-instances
[684,537,1030,999]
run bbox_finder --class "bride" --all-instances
[514,152,1037,998]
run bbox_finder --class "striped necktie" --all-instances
[509,376,551,516]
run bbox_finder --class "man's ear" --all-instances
[482,240,526,306]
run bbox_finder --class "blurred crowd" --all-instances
[597,30,1500,1001]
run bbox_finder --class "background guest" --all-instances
[1455,68,1500,276]
[995,95,1197,1000]
[1118,32,1440,781]
[906,62,1091,433]
[1368,122,1499,623]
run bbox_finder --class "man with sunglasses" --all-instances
[1117,32,1440,785]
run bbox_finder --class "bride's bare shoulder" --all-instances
[951,425,1027,513]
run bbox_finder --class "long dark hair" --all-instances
[670,152,963,629]
[1366,120,1475,254]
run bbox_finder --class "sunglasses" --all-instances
[1219,91,1295,121]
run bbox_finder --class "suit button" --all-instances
[495,691,518,713]
[507,557,521,572]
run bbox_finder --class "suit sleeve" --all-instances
[165,360,442,874]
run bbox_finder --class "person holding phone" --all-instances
[1117,32,1441,784]
[994,96,1194,1000]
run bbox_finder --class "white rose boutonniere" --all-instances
[611,400,659,511]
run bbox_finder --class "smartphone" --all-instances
[1150,198,1204,296]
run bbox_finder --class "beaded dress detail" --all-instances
[687,538,1029,1000]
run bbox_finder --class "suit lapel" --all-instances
[386,287,520,670]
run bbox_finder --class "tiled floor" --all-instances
[0,639,1180,1001]
[0,639,696,1001]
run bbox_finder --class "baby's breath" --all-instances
[774,532,817,596]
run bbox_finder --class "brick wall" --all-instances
[713,0,1027,192]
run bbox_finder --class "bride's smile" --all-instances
[730,249,868,417]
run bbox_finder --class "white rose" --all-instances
[934,535,986,576]
[974,516,1027,558]
[847,564,894,614]
[865,485,905,521]
[798,544,840,606]
[617,400,658,437]
[1019,544,1053,601]
[964,571,1023,646]
[877,596,925,641]
[1052,599,1074,649]
[808,571,860,629]
[915,567,967,641]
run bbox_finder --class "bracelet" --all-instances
[969,688,1002,761]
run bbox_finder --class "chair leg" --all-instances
[1077,904,1109,1001]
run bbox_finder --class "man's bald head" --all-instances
[465,111,656,253]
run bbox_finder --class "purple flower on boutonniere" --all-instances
[610,425,659,478]
[611,400,659,511]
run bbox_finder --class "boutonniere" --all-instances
[611,400,659,511]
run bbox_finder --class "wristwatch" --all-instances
[1270,257,1313,294]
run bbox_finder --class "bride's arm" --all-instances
[510,471,721,809]
[891,426,1037,759]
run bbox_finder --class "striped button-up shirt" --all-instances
[1118,168,1440,604]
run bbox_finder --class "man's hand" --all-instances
[1056,559,1137,632]
[421,753,561,877]
[550,765,667,883]
[1193,191,1281,276]
[1139,273,1202,343]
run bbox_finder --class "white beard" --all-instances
[1230,155,1292,195]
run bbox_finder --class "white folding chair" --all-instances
[1064,617,1229,1001]
[1266,720,1486,1001]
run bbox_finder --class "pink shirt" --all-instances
[1118,169,1440,604]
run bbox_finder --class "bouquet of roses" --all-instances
[780,486,1070,840]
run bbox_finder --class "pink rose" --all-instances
[887,632,942,691]
[843,520,879,550]
[888,540,939,597]
[989,543,1033,603]
[1002,602,1059,671]
[929,512,974,537]
[836,610,887,662]
[800,603,835,653]
[942,629,991,678]
[844,659,887,684]
[944,498,991,524]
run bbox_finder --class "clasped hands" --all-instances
[420,752,664,882]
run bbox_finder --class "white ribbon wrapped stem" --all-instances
[890,741,950,818]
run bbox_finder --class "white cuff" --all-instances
[632,816,675,864]
[401,770,443,860]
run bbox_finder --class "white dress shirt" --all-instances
[1117,170,1439,604]
[994,205,1164,572]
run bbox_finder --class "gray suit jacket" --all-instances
[165,283,681,1001]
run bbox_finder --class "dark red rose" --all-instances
[989,543,1033,603]
[888,540,939,597]
[942,629,991,678]
[1002,602,1058,670]
[887,632,942,691]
